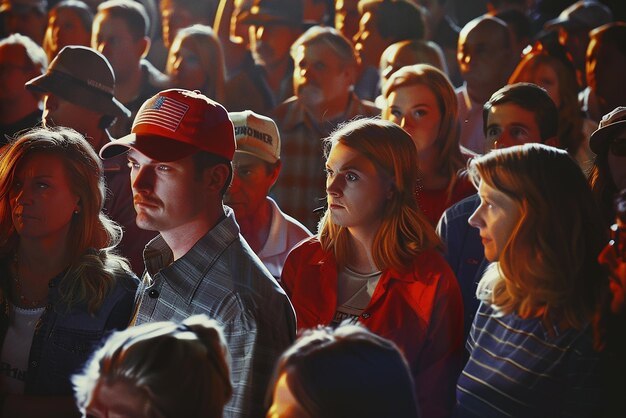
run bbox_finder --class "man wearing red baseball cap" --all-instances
[101,88,296,418]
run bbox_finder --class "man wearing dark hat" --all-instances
[0,0,48,44]
[224,0,306,114]
[25,45,156,275]
[543,0,613,87]
[100,89,296,418]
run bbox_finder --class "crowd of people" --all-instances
[0,0,624,417]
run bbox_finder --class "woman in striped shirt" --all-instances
[457,144,606,417]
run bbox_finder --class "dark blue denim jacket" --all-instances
[0,267,138,396]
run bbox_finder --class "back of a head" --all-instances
[73,315,232,418]
[483,82,558,142]
[0,32,47,73]
[380,40,448,82]
[360,0,425,43]
[270,324,420,418]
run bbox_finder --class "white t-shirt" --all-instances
[0,304,45,394]
[331,267,382,326]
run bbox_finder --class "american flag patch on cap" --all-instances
[134,96,189,132]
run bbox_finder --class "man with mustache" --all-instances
[100,89,296,418]
[271,25,380,230]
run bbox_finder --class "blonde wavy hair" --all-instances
[167,24,226,102]
[318,118,441,272]
[0,127,130,314]
[470,144,606,329]
[74,314,232,418]
[382,64,467,200]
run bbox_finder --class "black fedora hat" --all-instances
[25,45,130,119]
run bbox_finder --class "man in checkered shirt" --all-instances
[100,88,296,418]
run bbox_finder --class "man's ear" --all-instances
[204,163,231,193]
[269,160,282,187]
[138,36,150,59]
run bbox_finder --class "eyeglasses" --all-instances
[608,223,626,261]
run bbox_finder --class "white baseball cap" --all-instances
[229,110,280,163]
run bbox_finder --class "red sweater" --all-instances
[281,237,464,418]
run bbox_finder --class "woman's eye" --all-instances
[346,172,358,182]
[325,168,334,177]
[411,109,426,119]
[389,109,402,119]
[486,127,501,139]
[37,182,49,189]
[511,127,529,140]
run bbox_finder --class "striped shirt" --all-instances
[456,302,602,417]
[134,207,297,418]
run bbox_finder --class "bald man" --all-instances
[456,15,518,153]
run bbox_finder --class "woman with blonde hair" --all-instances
[0,127,138,417]
[282,118,463,418]
[457,143,605,416]
[509,48,596,173]
[382,64,475,224]
[74,314,232,418]
[166,24,226,102]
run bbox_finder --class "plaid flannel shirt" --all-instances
[134,207,296,418]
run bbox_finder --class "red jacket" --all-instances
[281,237,464,418]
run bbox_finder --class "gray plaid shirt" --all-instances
[134,207,296,418]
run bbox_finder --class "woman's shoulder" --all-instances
[104,263,139,302]
[287,236,323,259]
[401,249,457,287]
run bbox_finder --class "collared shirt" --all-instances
[134,207,296,418]
[456,84,486,154]
[271,93,380,230]
[257,197,312,280]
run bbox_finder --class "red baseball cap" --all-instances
[100,89,236,162]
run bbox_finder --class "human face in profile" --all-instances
[468,180,521,262]
[292,42,353,110]
[128,149,210,236]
